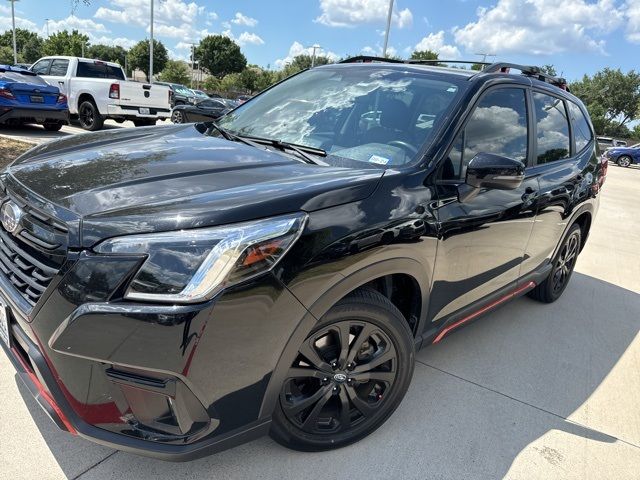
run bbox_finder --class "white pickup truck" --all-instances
[31,56,172,131]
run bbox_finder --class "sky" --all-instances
[1,0,639,81]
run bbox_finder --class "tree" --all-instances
[128,39,168,81]
[632,124,640,140]
[471,63,484,71]
[0,46,14,64]
[0,28,43,63]
[572,68,640,136]
[42,30,89,57]
[86,44,127,66]
[159,60,191,85]
[196,35,246,77]
[410,50,439,61]
[541,64,557,76]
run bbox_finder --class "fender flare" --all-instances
[259,257,429,419]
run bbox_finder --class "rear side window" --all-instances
[442,87,528,180]
[568,102,593,153]
[31,59,51,75]
[76,62,125,80]
[49,59,69,76]
[533,92,570,164]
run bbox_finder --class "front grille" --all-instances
[0,201,67,309]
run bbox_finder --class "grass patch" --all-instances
[0,137,33,169]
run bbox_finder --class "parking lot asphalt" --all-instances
[0,162,639,479]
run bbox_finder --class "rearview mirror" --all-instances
[465,153,525,190]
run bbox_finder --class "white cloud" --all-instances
[46,15,110,35]
[414,31,460,59]
[453,0,624,55]
[627,0,640,43]
[231,12,258,27]
[275,41,340,68]
[0,5,37,31]
[208,11,218,21]
[315,0,413,28]
[90,35,138,49]
[237,32,265,46]
[96,0,206,27]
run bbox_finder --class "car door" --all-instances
[521,91,595,274]
[43,58,70,97]
[427,86,539,323]
[191,100,226,121]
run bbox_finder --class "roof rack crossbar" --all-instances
[339,56,490,68]
[481,62,569,91]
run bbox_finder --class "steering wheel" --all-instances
[388,140,418,156]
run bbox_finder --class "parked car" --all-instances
[31,56,172,130]
[597,136,627,150]
[0,57,604,461]
[191,89,210,102]
[0,64,68,131]
[155,82,197,106]
[170,98,231,123]
[603,143,640,167]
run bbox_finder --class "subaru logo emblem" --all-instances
[333,373,347,383]
[1,202,23,234]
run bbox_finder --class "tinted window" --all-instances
[31,59,51,75]
[534,92,570,164]
[568,102,592,153]
[442,88,528,180]
[49,59,69,76]
[76,62,125,80]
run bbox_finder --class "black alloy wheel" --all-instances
[528,223,582,303]
[617,155,632,167]
[271,289,414,451]
[78,100,104,131]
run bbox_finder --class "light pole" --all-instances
[45,18,50,37]
[7,0,19,65]
[382,0,394,58]
[307,44,321,67]
[149,0,154,82]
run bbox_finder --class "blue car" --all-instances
[0,65,68,131]
[604,143,640,167]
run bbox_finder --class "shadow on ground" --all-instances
[17,272,640,479]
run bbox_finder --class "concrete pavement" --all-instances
[1,165,639,479]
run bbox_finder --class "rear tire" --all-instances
[270,288,415,451]
[43,122,63,132]
[528,224,582,303]
[617,155,632,167]
[171,110,185,124]
[78,100,104,131]
[133,119,156,127]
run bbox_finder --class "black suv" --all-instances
[0,57,605,461]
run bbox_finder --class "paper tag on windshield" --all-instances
[369,155,390,165]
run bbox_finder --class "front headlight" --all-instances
[94,213,307,303]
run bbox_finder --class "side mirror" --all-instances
[465,153,525,190]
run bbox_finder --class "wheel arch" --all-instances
[259,258,428,419]
[77,92,97,111]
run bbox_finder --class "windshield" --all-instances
[217,66,465,168]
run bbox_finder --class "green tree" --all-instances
[159,60,191,85]
[86,44,127,66]
[541,64,557,76]
[196,35,246,77]
[42,30,89,57]
[128,39,168,81]
[410,50,439,61]
[202,75,221,92]
[0,45,14,64]
[572,68,640,135]
[632,124,640,140]
[0,28,43,63]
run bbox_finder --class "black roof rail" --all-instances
[339,56,490,68]
[481,62,570,91]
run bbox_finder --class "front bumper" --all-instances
[0,253,310,460]
[0,107,69,124]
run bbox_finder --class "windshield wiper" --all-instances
[206,122,265,150]
[237,135,326,165]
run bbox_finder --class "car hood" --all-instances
[7,124,384,247]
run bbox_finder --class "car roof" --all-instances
[36,56,122,68]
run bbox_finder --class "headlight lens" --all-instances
[94,213,307,303]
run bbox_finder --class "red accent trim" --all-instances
[432,281,536,344]
[11,347,77,435]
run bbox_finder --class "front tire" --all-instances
[270,288,415,451]
[528,223,582,303]
[617,155,632,167]
[78,100,104,131]
[171,110,185,124]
